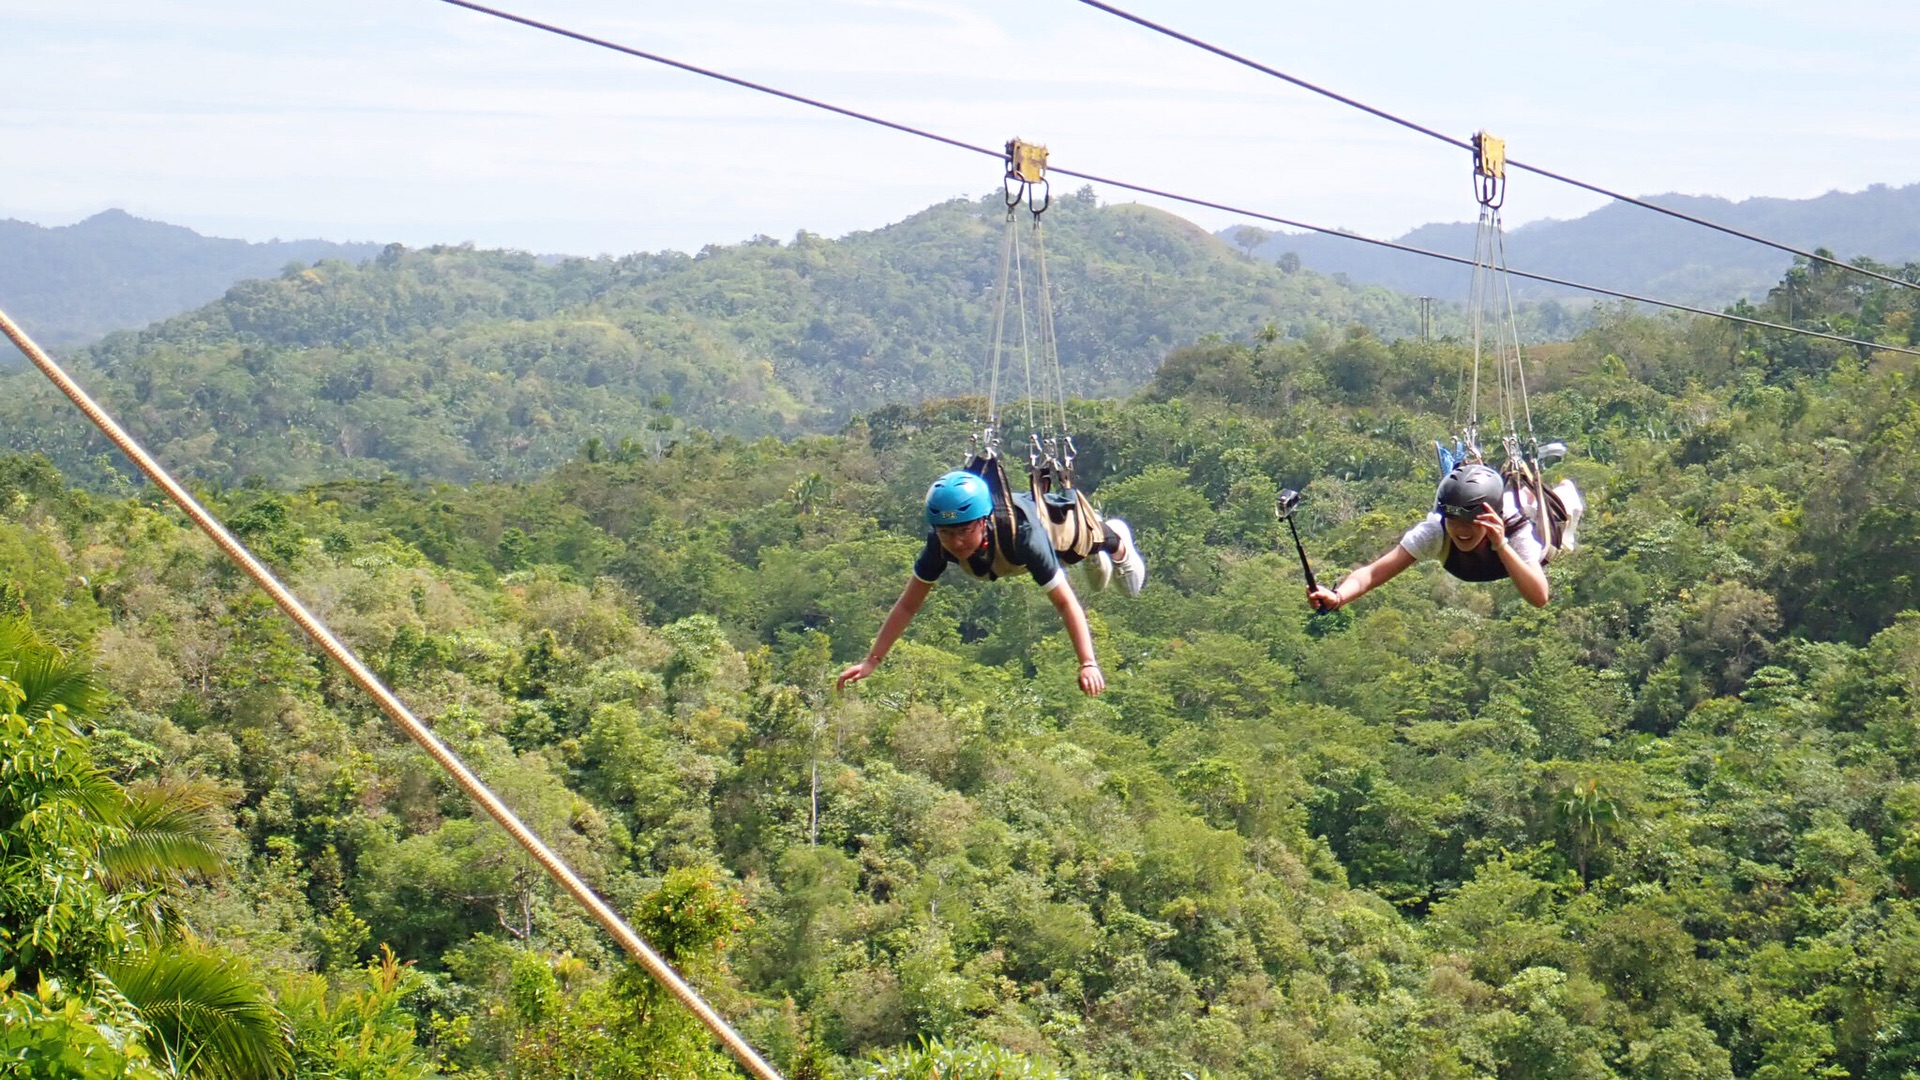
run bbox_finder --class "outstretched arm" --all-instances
[836,576,933,690]
[1046,582,1105,696]
[1307,544,1417,611]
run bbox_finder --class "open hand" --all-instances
[835,658,877,692]
[1079,663,1106,696]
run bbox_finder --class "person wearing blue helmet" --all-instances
[835,469,1146,696]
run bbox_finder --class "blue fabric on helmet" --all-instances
[925,470,993,528]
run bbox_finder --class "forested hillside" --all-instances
[0,210,382,349]
[0,191,1447,487]
[1242,180,1920,305]
[4,255,1920,1077]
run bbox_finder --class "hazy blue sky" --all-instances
[5,0,1917,254]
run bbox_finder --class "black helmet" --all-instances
[1436,463,1503,520]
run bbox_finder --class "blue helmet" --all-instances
[925,470,993,528]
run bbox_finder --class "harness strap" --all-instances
[964,449,1020,559]
[1029,456,1106,559]
[1501,457,1569,564]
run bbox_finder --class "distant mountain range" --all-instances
[1228,182,1920,305]
[0,210,382,349]
[0,193,1437,486]
[7,182,1917,359]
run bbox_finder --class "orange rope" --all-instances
[0,306,783,1080]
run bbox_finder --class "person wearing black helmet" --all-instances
[836,470,1147,697]
[1306,462,1554,610]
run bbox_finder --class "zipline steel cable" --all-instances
[0,307,786,1080]
[1069,0,1920,296]
[432,0,1920,360]
[1053,167,1920,357]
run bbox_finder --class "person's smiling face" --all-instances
[1441,502,1504,550]
[1444,515,1484,549]
[935,518,988,560]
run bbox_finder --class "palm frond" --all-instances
[30,774,129,825]
[13,653,105,723]
[99,780,227,890]
[108,944,294,1080]
[0,617,38,676]
[0,617,105,722]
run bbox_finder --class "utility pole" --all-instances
[1418,297,1432,343]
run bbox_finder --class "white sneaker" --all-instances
[1554,479,1585,551]
[1105,518,1147,597]
[1083,549,1114,592]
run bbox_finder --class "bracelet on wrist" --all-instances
[1081,660,1101,668]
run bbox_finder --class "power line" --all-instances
[1074,0,1469,151]
[1069,0,1920,296]
[432,0,1919,359]
[1047,164,1920,356]
[436,0,998,164]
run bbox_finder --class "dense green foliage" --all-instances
[0,625,293,1078]
[2,255,1919,1077]
[0,191,1435,488]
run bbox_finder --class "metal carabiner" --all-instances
[973,422,1001,459]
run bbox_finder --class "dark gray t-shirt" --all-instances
[912,492,1065,591]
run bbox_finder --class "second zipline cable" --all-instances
[429,0,1920,359]
[1068,0,1920,295]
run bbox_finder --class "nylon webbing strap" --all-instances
[983,214,1017,433]
[1465,203,1533,453]
[1031,218,1069,443]
[0,307,784,1080]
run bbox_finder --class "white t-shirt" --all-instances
[1399,490,1545,565]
